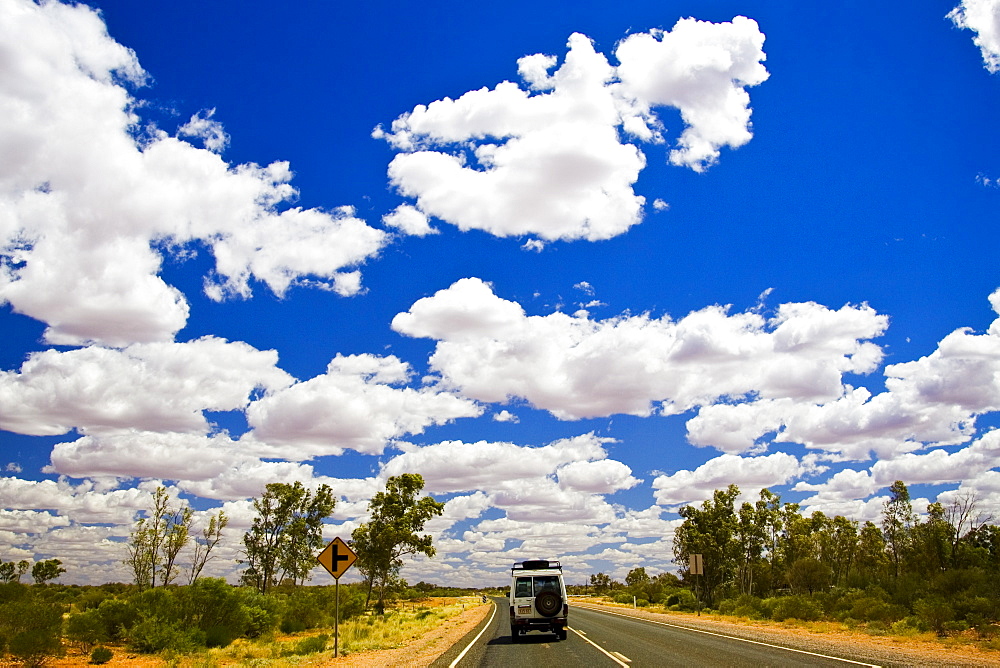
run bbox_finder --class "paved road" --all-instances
[432,599,880,667]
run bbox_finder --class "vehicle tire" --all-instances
[511,629,520,643]
[559,628,568,641]
[534,590,561,617]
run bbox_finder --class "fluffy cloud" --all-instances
[0,477,153,525]
[392,277,887,420]
[687,290,1000,460]
[244,353,482,456]
[652,452,805,507]
[0,0,387,346]
[382,204,437,236]
[949,0,1000,72]
[869,430,1000,487]
[376,18,767,241]
[381,433,635,523]
[615,16,770,170]
[0,337,292,436]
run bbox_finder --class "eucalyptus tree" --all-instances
[673,484,740,606]
[351,474,444,612]
[241,481,335,593]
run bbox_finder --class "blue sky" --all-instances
[2,0,1000,586]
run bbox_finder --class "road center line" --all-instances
[449,600,497,668]
[569,626,630,667]
[573,603,880,668]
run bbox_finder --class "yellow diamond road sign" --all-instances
[318,537,357,579]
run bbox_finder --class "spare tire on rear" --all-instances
[534,590,561,617]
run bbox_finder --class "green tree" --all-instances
[625,566,649,588]
[825,515,859,587]
[31,559,65,585]
[786,557,831,595]
[853,520,889,587]
[124,486,193,589]
[188,510,228,584]
[0,559,28,584]
[589,572,612,594]
[735,500,767,596]
[882,480,915,578]
[673,484,740,606]
[910,502,954,576]
[351,474,444,612]
[240,481,335,593]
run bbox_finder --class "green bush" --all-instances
[719,594,764,619]
[665,588,697,611]
[281,589,328,631]
[95,597,133,640]
[183,578,249,645]
[0,593,65,666]
[127,618,205,654]
[764,595,823,622]
[288,633,328,655]
[66,608,110,645]
[89,646,113,664]
[915,596,955,636]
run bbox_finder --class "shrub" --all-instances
[89,646,113,664]
[183,578,249,645]
[280,589,330,631]
[290,633,328,655]
[0,595,64,666]
[243,604,278,638]
[765,595,823,622]
[719,594,764,619]
[128,618,205,653]
[95,597,132,641]
[914,596,955,636]
[66,608,110,645]
[665,588,697,611]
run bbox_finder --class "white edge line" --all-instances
[570,626,629,667]
[573,603,880,668]
[449,600,497,668]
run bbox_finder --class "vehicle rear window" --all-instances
[532,575,559,595]
[514,577,532,598]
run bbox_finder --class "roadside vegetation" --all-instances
[0,473,456,665]
[0,579,485,665]
[583,480,1000,651]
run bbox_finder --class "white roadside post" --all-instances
[317,537,358,658]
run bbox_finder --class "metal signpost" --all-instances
[689,553,703,616]
[317,537,358,657]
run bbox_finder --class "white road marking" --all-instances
[449,600,497,668]
[569,626,630,667]
[573,603,881,667]
[612,650,633,663]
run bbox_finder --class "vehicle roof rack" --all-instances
[512,559,562,573]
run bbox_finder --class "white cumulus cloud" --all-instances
[392,277,887,420]
[0,0,387,346]
[376,17,767,242]
[245,353,482,456]
[949,0,1000,72]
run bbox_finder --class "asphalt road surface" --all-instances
[431,599,881,668]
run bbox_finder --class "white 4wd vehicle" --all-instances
[509,559,568,641]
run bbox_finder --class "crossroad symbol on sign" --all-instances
[317,537,357,580]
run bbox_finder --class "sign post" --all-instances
[317,537,358,657]
[689,554,703,616]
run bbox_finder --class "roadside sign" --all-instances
[690,553,703,575]
[317,536,357,580]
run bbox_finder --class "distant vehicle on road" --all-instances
[509,559,568,642]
